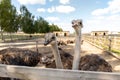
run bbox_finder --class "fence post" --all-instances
[36,41,39,53]
[108,37,112,51]
[113,36,116,49]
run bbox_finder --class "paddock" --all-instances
[0,37,120,79]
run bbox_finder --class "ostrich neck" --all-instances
[51,41,63,69]
[72,27,81,70]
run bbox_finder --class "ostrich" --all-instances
[72,19,83,70]
[42,19,112,72]
[71,19,112,72]
[44,33,63,69]
[0,48,42,80]
[0,48,42,66]
[43,33,74,69]
[43,32,112,72]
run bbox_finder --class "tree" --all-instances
[20,5,36,35]
[0,0,17,41]
[34,17,50,33]
[6,6,19,33]
[9,6,21,40]
[49,24,63,32]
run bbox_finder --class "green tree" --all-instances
[49,24,63,32]
[0,0,18,41]
[20,5,36,35]
[34,17,50,33]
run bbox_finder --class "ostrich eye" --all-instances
[72,21,74,24]
[51,36,55,39]
[79,22,82,25]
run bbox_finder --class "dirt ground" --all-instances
[0,37,120,72]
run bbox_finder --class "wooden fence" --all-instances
[0,33,44,42]
[83,35,120,53]
[0,64,120,80]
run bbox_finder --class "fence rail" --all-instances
[83,35,120,53]
[0,33,45,42]
[0,64,120,80]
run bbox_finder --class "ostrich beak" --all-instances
[44,39,53,46]
[41,56,47,64]
[44,41,49,46]
[72,24,77,28]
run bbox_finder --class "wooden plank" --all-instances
[0,64,120,80]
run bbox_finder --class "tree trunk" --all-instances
[29,34,32,39]
[9,32,13,41]
[0,29,5,42]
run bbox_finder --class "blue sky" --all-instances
[11,0,120,33]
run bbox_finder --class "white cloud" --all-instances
[84,14,120,32]
[17,0,46,5]
[45,17,60,22]
[92,8,109,16]
[47,6,55,13]
[56,5,75,13]
[41,5,75,13]
[37,4,75,13]
[108,0,120,14]
[92,0,120,16]
[55,22,74,33]
[45,17,74,33]
[60,0,70,4]
[89,0,120,33]
[87,0,120,31]
[37,8,46,12]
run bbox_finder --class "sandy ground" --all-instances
[0,38,120,72]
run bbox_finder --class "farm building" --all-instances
[111,32,119,34]
[90,31,120,36]
[53,31,70,37]
[91,31,109,36]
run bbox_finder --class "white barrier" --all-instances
[0,64,120,80]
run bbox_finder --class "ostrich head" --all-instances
[72,19,83,34]
[72,19,83,28]
[44,33,56,46]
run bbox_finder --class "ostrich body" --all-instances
[44,33,63,69]
[42,48,73,69]
[0,48,42,80]
[79,54,112,72]
[72,19,83,70]
[0,48,42,66]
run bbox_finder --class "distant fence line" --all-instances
[0,33,45,42]
[83,35,120,53]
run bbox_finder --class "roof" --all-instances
[91,31,109,32]
[53,31,69,33]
